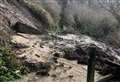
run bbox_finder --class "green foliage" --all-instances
[0,46,26,82]
[73,15,116,39]
[23,0,56,33]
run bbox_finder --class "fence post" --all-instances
[87,47,96,82]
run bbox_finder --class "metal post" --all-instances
[87,47,96,82]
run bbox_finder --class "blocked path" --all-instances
[12,33,101,82]
[12,33,88,82]
[16,59,87,82]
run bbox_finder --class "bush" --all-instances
[22,0,56,33]
[73,13,117,39]
[0,46,27,82]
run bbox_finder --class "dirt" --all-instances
[12,33,101,82]
[16,59,87,82]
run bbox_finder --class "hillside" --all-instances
[0,0,120,82]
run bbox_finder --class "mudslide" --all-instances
[12,33,89,82]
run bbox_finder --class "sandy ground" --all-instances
[16,59,87,82]
[12,33,100,82]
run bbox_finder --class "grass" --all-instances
[0,46,27,82]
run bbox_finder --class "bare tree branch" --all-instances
[98,0,120,24]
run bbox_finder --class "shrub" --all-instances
[73,12,117,39]
[0,46,27,82]
[22,0,56,33]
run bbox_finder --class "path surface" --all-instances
[12,33,100,82]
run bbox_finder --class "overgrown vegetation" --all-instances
[22,0,56,33]
[0,46,27,82]
[73,14,117,39]
[33,0,120,47]
[0,15,27,82]
[6,0,120,47]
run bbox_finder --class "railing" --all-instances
[87,47,96,82]
[87,46,113,82]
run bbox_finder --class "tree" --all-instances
[88,0,94,7]
[98,0,120,25]
[58,0,68,32]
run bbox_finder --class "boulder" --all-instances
[0,2,41,34]
[24,60,51,76]
[11,22,41,34]
[51,34,120,75]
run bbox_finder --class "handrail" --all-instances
[87,47,96,82]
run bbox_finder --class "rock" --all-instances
[35,54,40,58]
[0,1,42,34]
[11,22,41,34]
[53,52,60,57]
[51,34,120,75]
[21,0,55,30]
[53,52,64,58]
[12,33,103,82]
[24,60,51,76]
